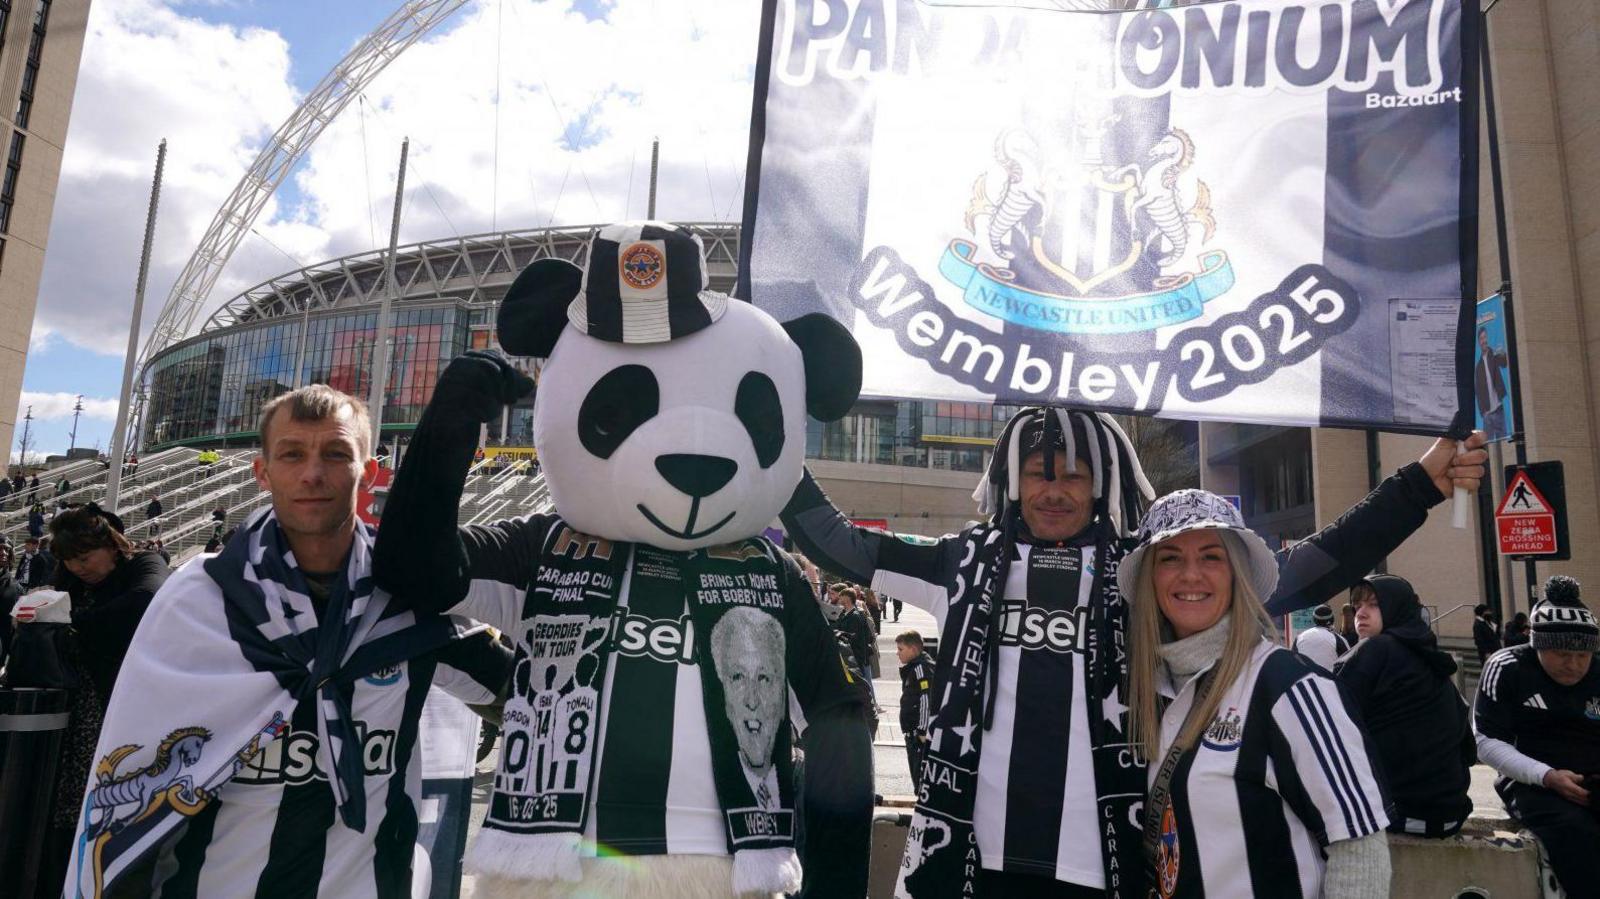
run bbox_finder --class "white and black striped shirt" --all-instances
[1152,640,1389,898]
[143,636,508,898]
[877,540,1105,884]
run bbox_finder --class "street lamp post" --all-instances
[16,405,33,468]
[68,395,83,453]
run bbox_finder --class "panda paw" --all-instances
[435,350,536,423]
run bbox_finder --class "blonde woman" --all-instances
[1120,490,1392,899]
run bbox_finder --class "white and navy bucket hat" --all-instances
[562,221,728,344]
[1117,489,1278,605]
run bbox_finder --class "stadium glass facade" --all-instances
[144,304,467,447]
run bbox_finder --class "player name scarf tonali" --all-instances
[469,525,803,895]
[896,521,1145,899]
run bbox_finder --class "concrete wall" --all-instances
[1492,0,1600,608]
[810,459,984,541]
[0,0,92,471]
[1307,431,1496,644]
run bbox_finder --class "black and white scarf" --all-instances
[65,509,478,897]
[895,521,1145,899]
[469,527,804,895]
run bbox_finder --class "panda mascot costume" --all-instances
[373,222,874,898]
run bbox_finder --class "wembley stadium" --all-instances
[134,218,1032,484]
[138,222,741,452]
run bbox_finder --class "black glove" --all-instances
[432,350,535,425]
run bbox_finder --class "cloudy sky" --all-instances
[18,0,761,458]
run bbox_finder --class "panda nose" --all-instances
[655,454,738,499]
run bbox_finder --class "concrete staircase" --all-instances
[457,458,551,527]
[2,449,274,563]
[2,450,555,567]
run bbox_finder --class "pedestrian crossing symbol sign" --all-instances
[1495,471,1558,556]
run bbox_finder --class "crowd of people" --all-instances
[3,386,1598,898]
[1280,567,1600,891]
[1,503,172,893]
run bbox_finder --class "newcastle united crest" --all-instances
[949,88,1234,336]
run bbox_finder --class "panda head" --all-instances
[499,222,861,551]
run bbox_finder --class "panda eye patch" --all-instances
[735,371,785,468]
[579,365,660,459]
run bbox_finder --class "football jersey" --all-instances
[1475,645,1600,776]
[970,543,1104,885]
[1151,641,1389,899]
[142,635,507,898]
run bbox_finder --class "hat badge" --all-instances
[619,242,665,290]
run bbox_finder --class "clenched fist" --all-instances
[433,350,535,425]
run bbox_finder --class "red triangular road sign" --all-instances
[1497,471,1553,517]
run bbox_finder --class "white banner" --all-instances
[740,0,1478,432]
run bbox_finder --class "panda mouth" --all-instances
[637,500,737,541]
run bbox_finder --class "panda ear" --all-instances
[497,258,582,357]
[782,313,861,421]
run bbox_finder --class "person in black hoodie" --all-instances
[32,503,170,896]
[1336,574,1475,837]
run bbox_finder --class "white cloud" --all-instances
[34,0,761,361]
[269,0,759,268]
[35,0,299,356]
[17,391,121,422]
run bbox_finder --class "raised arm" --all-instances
[373,351,536,625]
[782,468,964,621]
[1265,433,1487,616]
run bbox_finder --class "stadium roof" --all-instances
[197,221,741,336]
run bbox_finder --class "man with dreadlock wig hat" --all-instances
[782,405,1488,898]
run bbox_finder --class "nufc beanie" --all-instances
[1530,576,1600,653]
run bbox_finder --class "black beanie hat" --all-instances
[1531,576,1599,653]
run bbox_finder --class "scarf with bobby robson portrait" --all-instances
[895,516,1146,899]
[467,522,817,896]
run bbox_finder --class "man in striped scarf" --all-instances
[61,386,511,899]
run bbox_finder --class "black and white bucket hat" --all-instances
[1117,489,1279,605]
[563,221,728,344]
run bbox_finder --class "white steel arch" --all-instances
[137,0,471,375]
